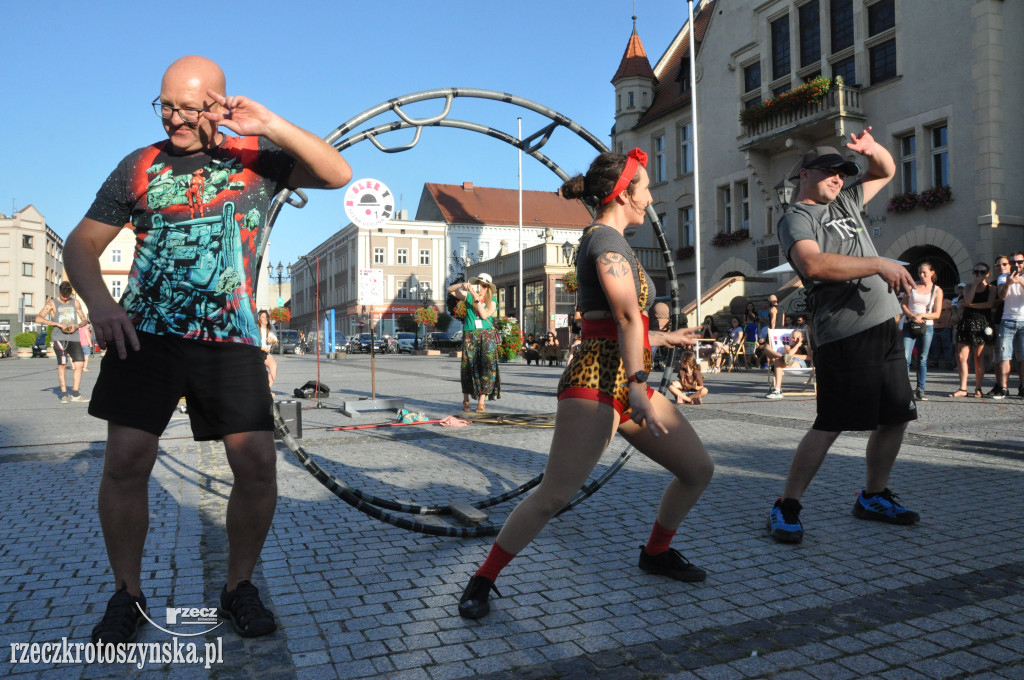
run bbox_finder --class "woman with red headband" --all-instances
[457,149,714,619]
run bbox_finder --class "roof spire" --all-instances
[612,10,656,83]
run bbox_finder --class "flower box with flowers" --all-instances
[562,270,578,292]
[739,76,832,128]
[917,185,952,210]
[675,245,695,260]
[886,191,919,213]
[710,229,750,247]
[452,300,467,321]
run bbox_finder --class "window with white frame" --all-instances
[23,235,33,248]
[739,182,750,230]
[397,281,409,299]
[396,248,408,265]
[373,247,385,264]
[419,249,430,265]
[678,124,693,175]
[111,249,122,264]
[900,134,917,193]
[22,263,33,276]
[23,292,33,307]
[678,206,694,247]
[720,186,733,233]
[654,135,666,183]
[111,280,122,299]
[930,125,948,188]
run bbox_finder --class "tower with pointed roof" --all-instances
[612,16,657,138]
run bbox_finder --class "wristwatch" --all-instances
[627,370,648,384]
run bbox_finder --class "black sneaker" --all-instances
[1018,384,1023,398]
[990,386,1008,400]
[767,498,804,544]
[91,584,147,645]
[458,575,500,619]
[914,388,928,402]
[852,489,920,525]
[637,546,706,582]
[219,580,276,637]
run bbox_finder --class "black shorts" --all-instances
[812,319,917,432]
[53,339,84,365]
[89,332,273,440]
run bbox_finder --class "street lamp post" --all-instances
[774,178,796,211]
[275,262,284,355]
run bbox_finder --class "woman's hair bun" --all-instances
[560,174,587,200]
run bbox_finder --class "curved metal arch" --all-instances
[259,87,683,536]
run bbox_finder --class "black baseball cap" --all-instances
[800,146,860,177]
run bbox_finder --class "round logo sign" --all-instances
[344,178,394,228]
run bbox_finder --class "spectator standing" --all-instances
[34,281,91,403]
[991,251,1024,399]
[929,285,959,371]
[766,131,920,545]
[950,262,997,397]
[79,323,94,371]
[900,260,943,401]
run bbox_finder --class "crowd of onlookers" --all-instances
[520,251,1023,406]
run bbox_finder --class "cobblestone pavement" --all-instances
[1,351,1022,679]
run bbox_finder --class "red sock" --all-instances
[474,542,516,582]
[645,520,677,556]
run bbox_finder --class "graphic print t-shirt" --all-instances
[86,137,295,345]
[778,184,900,346]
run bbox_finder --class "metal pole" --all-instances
[517,117,524,331]
[689,0,703,326]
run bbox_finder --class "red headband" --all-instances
[601,148,648,204]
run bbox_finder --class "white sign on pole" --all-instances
[358,269,384,306]
[344,179,394,228]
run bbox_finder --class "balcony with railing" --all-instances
[738,83,865,154]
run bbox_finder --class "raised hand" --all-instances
[203,90,275,138]
[847,126,876,156]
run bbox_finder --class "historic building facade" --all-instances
[613,0,1022,301]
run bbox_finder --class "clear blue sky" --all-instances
[1,1,689,272]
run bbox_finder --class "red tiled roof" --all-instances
[417,182,593,229]
[634,0,715,127]
[612,25,657,83]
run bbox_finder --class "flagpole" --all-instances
[518,117,524,329]
[689,0,702,326]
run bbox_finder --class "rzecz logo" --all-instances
[136,605,223,637]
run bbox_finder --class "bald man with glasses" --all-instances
[65,55,352,645]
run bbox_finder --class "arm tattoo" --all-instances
[597,252,632,279]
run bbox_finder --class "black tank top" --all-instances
[964,286,991,323]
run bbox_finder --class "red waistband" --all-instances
[581,315,651,350]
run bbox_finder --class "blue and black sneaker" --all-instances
[852,488,920,525]
[767,497,803,544]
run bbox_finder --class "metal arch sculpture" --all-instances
[259,88,683,537]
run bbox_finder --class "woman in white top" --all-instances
[900,261,943,400]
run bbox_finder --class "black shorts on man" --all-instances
[89,332,273,439]
[812,319,917,432]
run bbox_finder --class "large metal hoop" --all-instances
[259,88,683,536]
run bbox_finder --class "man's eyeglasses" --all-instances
[974,270,988,275]
[152,97,210,124]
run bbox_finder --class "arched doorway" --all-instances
[898,246,958,293]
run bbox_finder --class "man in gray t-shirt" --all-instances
[767,128,919,546]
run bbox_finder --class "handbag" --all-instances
[908,321,926,338]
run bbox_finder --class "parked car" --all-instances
[357,333,388,354]
[425,332,452,349]
[395,332,417,353]
[277,329,304,354]
[449,330,464,345]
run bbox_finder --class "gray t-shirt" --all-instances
[778,184,900,346]
[576,224,655,314]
